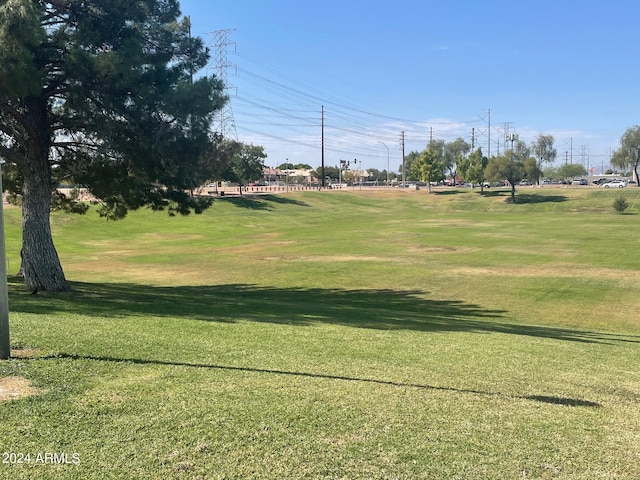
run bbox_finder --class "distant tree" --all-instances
[611,126,640,186]
[0,0,226,292]
[444,137,471,185]
[201,138,241,186]
[531,135,557,184]
[277,162,311,170]
[458,149,487,191]
[316,166,340,181]
[401,151,421,181]
[222,144,267,193]
[523,157,542,184]
[513,139,532,164]
[557,163,587,180]
[485,155,526,202]
[411,144,446,193]
[542,166,559,181]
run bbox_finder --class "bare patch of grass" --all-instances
[0,376,38,401]
[10,347,40,358]
[451,265,640,281]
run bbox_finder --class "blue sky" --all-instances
[179,0,638,173]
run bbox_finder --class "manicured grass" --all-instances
[1,187,640,479]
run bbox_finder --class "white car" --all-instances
[602,180,626,188]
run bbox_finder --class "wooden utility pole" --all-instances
[321,105,325,187]
[401,130,406,187]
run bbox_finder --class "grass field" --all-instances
[1,186,639,479]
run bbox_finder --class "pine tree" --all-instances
[0,0,226,291]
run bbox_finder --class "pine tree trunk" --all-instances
[21,170,70,292]
[18,97,71,293]
[634,149,640,187]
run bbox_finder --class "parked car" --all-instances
[571,179,588,185]
[519,180,532,186]
[601,180,626,188]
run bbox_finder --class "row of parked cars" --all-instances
[520,178,633,188]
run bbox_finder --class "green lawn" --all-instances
[1,187,639,479]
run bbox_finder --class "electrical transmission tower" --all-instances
[208,29,237,140]
[476,109,490,158]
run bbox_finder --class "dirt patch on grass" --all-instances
[261,254,386,263]
[0,376,37,402]
[451,266,640,281]
[10,347,40,359]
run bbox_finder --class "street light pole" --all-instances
[0,164,10,360]
[358,159,361,190]
[378,141,389,186]
[285,158,289,193]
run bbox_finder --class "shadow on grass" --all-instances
[480,190,568,204]
[9,278,638,345]
[524,395,601,407]
[44,352,602,408]
[432,189,464,196]
[515,193,568,204]
[216,194,310,210]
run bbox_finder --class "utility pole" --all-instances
[0,164,9,360]
[471,128,475,151]
[321,105,325,188]
[285,158,289,193]
[581,145,589,169]
[400,131,406,187]
[570,137,573,164]
[378,141,390,186]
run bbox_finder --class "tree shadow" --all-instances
[216,194,309,210]
[481,190,511,198]
[258,194,310,207]
[8,279,639,345]
[515,193,568,204]
[479,191,568,204]
[433,189,465,196]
